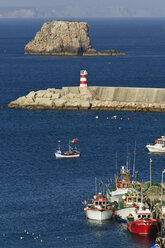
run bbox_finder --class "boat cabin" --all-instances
[87,193,111,209]
[134,204,152,220]
[116,166,132,190]
[136,213,151,220]
[124,194,141,206]
[155,138,165,146]
[117,193,141,210]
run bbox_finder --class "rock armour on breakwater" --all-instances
[8,86,165,112]
[24,21,125,56]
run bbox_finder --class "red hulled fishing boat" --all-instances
[127,203,159,235]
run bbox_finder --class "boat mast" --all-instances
[132,141,136,181]
[115,152,118,183]
[126,144,129,170]
[128,152,130,171]
[95,177,97,195]
[69,140,70,153]
[58,140,61,150]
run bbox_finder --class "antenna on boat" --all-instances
[126,144,129,170]
[58,140,61,150]
[128,152,130,171]
[132,141,136,181]
[95,177,97,195]
[99,180,103,193]
[115,152,118,182]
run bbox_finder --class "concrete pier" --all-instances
[90,86,165,104]
[8,86,165,112]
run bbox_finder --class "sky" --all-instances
[1,0,165,18]
[0,0,165,9]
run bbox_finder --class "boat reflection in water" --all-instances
[85,218,154,247]
[85,218,117,238]
[85,218,113,226]
[127,232,156,248]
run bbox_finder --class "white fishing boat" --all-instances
[146,136,165,153]
[84,192,113,221]
[55,139,81,158]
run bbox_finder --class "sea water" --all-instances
[0,18,165,248]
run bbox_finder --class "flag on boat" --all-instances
[69,138,78,144]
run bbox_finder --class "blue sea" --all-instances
[0,18,165,248]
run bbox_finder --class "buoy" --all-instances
[80,70,88,87]
[96,116,99,119]
[128,117,130,120]
[112,115,117,120]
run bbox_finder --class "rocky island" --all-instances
[8,86,165,112]
[24,20,125,56]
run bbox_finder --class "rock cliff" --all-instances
[24,20,125,56]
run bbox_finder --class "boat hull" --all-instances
[127,219,159,235]
[55,152,80,158]
[146,145,165,153]
[85,209,112,221]
[115,207,136,223]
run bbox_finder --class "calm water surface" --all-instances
[0,18,165,248]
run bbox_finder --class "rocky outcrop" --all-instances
[8,86,165,112]
[24,21,125,56]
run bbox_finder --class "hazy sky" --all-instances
[1,0,165,18]
[0,0,165,9]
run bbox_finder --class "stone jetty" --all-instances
[24,21,125,56]
[8,86,165,112]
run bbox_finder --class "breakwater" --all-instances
[8,86,165,112]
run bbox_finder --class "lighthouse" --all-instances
[80,70,88,87]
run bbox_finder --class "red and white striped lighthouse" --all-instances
[80,70,88,87]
